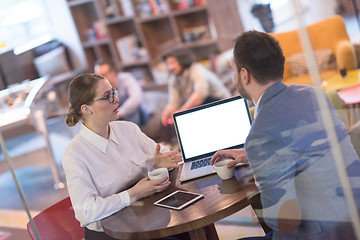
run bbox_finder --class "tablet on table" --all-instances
[154,190,204,210]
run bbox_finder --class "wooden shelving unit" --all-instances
[67,0,243,85]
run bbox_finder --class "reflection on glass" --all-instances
[229,16,359,238]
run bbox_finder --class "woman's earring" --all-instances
[89,111,92,115]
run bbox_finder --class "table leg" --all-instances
[350,104,355,128]
[188,224,219,240]
[33,109,64,189]
[344,105,351,130]
[204,224,219,240]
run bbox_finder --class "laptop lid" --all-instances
[173,95,252,163]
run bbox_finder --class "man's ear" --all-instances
[241,68,251,85]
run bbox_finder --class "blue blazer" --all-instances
[245,81,359,240]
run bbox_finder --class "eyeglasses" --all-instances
[90,88,118,104]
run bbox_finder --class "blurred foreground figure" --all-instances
[211,31,359,240]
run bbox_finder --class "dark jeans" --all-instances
[85,227,191,240]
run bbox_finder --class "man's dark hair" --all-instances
[161,48,194,70]
[233,30,285,85]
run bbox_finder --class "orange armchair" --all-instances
[271,15,357,86]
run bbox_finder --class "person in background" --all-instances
[94,60,149,126]
[63,73,184,240]
[160,48,231,126]
[211,31,359,239]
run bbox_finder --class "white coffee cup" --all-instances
[148,168,169,185]
[213,159,235,180]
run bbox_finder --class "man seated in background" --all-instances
[94,60,149,126]
[160,48,231,127]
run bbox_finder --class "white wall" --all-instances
[236,0,358,38]
[274,0,338,32]
[236,0,264,32]
[44,0,87,70]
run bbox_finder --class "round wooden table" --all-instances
[101,165,257,240]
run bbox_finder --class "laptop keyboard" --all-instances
[191,157,211,170]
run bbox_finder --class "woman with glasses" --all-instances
[63,73,183,240]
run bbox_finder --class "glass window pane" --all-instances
[0,0,53,51]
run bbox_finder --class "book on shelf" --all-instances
[174,0,205,10]
[136,0,169,17]
[194,0,206,6]
[116,35,149,63]
[116,35,138,63]
[148,0,160,15]
[156,0,169,13]
[118,0,134,16]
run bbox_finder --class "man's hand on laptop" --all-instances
[210,149,248,168]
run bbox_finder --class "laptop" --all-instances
[173,95,252,182]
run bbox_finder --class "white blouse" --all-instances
[62,121,168,231]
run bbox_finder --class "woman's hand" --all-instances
[210,149,248,168]
[154,144,182,169]
[127,176,170,204]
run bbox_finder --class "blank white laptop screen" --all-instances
[174,96,252,160]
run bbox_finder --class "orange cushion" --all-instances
[283,70,338,86]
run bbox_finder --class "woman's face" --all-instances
[166,56,182,75]
[86,79,119,124]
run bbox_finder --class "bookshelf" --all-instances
[67,0,243,85]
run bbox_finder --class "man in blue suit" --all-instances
[211,31,359,240]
